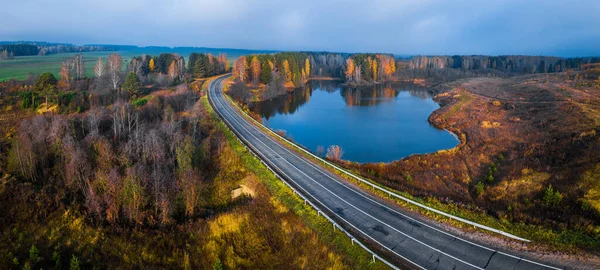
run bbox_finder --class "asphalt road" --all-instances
[208,75,563,270]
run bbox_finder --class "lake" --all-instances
[252,80,459,163]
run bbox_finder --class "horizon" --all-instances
[2,40,599,59]
[2,0,599,57]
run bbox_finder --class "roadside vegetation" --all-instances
[225,56,600,256]
[0,54,378,268]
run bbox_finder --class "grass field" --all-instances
[0,47,267,81]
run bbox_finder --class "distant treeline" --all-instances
[0,44,39,58]
[399,55,600,74]
[0,41,118,57]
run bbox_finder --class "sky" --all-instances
[1,0,599,57]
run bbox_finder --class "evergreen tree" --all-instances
[123,72,142,98]
[35,72,58,109]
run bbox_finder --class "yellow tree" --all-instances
[371,58,378,81]
[344,58,355,81]
[282,59,292,83]
[149,58,155,72]
[305,58,311,77]
[250,56,261,84]
[233,56,248,82]
[168,60,178,83]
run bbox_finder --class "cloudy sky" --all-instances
[1,0,599,56]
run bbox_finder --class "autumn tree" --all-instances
[250,56,261,85]
[168,60,178,84]
[344,58,355,81]
[233,56,248,82]
[107,53,122,92]
[94,57,106,78]
[282,59,292,83]
[326,145,344,160]
[149,58,155,72]
[305,57,311,77]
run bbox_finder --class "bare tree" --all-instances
[94,57,105,78]
[107,53,122,92]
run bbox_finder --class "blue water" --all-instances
[252,80,459,163]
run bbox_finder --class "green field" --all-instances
[0,47,270,81]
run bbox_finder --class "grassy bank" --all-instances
[202,93,388,269]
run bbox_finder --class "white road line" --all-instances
[212,79,480,269]
[209,78,422,269]
[222,77,531,243]
[217,84,561,270]
[210,77,561,270]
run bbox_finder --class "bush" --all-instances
[475,181,485,197]
[29,245,39,264]
[543,185,563,207]
[18,91,40,109]
[132,96,150,107]
[70,254,80,270]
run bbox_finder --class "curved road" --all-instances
[208,75,562,270]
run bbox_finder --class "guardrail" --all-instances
[208,76,401,270]
[216,75,530,243]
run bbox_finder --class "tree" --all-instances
[123,72,142,98]
[59,61,72,89]
[344,58,355,81]
[168,60,178,84]
[282,59,292,83]
[260,59,272,84]
[35,72,58,109]
[149,58,155,72]
[543,185,563,207]
[127,56,143,76]
[94,57,105,78]
[107,53,122,92]
[326,145,344,160]
[316,145,324,157]
[305,57,311,77]
[250,56,261,85]
[233,56,248,82]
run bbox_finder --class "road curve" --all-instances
[208,75,562,270]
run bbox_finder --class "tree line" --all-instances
[400,55,600,74]
[343,54,396,83]
[233,52,310,87]
[0,44,39,59]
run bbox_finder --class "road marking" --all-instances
[209,76,561,270]
[212,78,480,269]
[217,85,560,269]
[209,77,420,269]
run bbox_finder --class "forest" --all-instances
[0,44,39,59]
[0,47,384,268]
[229,52,347,102]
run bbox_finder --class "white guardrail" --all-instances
[213,75,531,243]
[208,77,401,269]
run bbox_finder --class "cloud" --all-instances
[1,0,599,56]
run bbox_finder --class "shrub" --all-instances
[29,244,40,264]
[70,254,80,270]
[475,181,485,197]
[132,96,150,107]
[543,185,563,207]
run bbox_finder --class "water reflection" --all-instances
[251,80,458,163]
[253,80,435,118]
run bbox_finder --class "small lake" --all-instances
[252,80,459,163]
